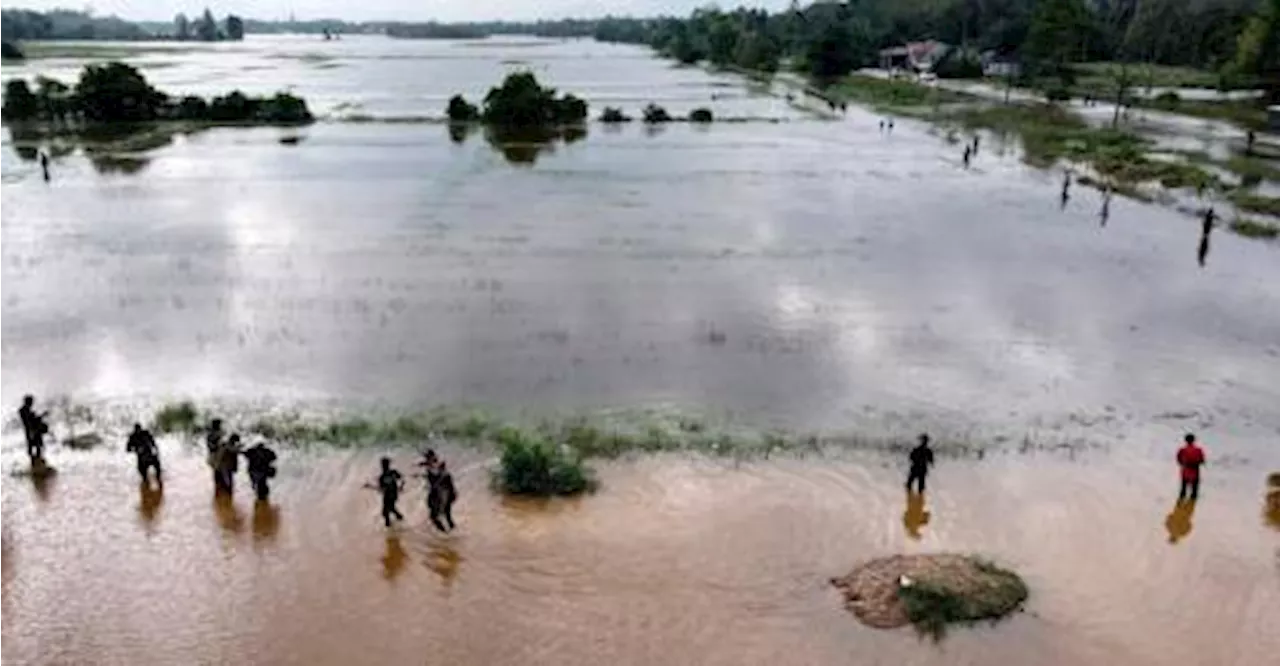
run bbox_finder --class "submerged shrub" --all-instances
[154,401,199,434]
[492,427,596,496]
[642,103,672,123]
[689,107,714,123]
[446,94,479,122]
[600,106,631,122]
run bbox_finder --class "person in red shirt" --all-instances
[1176,433,1206,502]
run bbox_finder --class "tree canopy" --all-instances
[2,61,313,125]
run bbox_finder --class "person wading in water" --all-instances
[905,434,935,493]
[18,395,50,464]
[375,457,405,527]
[426,459,458,533]
[243,441,278,501]
[1176,433,1206,502]
[125,423,162,484]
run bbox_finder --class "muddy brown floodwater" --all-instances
[3,36,1280,666]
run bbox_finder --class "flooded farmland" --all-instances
[3,35,1279,666]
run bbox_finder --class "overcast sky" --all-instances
[11,1,793,22]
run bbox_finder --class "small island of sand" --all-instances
[831,553,1029,639]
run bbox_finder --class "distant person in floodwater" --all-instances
[887,118,894,133]
[1100,186,1112,226]
[905,434,935,493]
[879,119,885,133]
[1198,207,1216,267]
[39,151,50,182]
[972,134,980,156]
[1246,130,1256,156]
[377,457,405,527]
[125,423,162,484]
[18,395,50,463]
[243,441,278,501]
[215,434,243,494]
[1176,434,1206,502]
[963,144,972,168]
[427,460,458,532]
[1061,171,1072,208]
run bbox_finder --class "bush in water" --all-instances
[480,71,588,127]
[689,107,714,123]
[492,427,596,496]
[446,94,479,122]
[642,103,672,123]
[600,106,631,122]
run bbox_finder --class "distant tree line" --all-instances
[1,9,150,41]
[2,61,311,125]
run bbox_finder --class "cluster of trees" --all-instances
[1,9,150,41]
[2,62,312,125]
[171,9,244,41]
[446,71,588,127]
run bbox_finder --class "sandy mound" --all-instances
[830,553,1027,632]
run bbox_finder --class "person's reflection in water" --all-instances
[1265,473,1280,531]
[1165,499,1197,544]
[382,534,408,581]
[213,492,245,535]
[252,501,281,548]
[903,491,931,540]
[137,481,164,533]
[426,540,462,588]
[29,466,55,504]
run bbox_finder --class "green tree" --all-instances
[2,79,39,120]
[174,13,190,40]
[1023,0,1092,82]
[74,62,167,122]
[1231,0,1280,101]
[225,15,244,41]
[195,8,219,41]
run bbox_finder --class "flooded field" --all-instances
[3,35,1279,666]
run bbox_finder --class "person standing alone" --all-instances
[906,434,935,493]
[1176,434,1206,502]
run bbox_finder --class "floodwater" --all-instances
[3,36,1279,666]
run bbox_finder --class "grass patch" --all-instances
[154,401,199,434]
[1139,97,1269,132]
[1222,156,1280,184]
[828,74,972,111]
[1228,217,1280,239]
[1228,191,1280,217]
[491,427,597,496]
[898,559,1029,640]
[944,104,1218,191]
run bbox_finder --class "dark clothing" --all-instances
[427,468,457,532]
[1179,477,1200,502]
[126,429,161,482]
[243,445,277,501]
[19,405,47,460]
[379,468,404,527]
[906,444,934,493]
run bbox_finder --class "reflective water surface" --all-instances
[3,35,1279,666]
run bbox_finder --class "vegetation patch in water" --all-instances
[1227,191,1280,217]
[2,62,313,126]
[153,401,201,434]
[491,427,597,496]
[1228,217,1280,239]
[831,554,1028,640]
[827,74,973,111]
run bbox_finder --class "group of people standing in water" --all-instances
[17,394,460,532]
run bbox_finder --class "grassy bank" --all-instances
[144,401,1051,461]
[942,104,1218,192]
[826,74,973,112]
[1229,217,1280,239]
